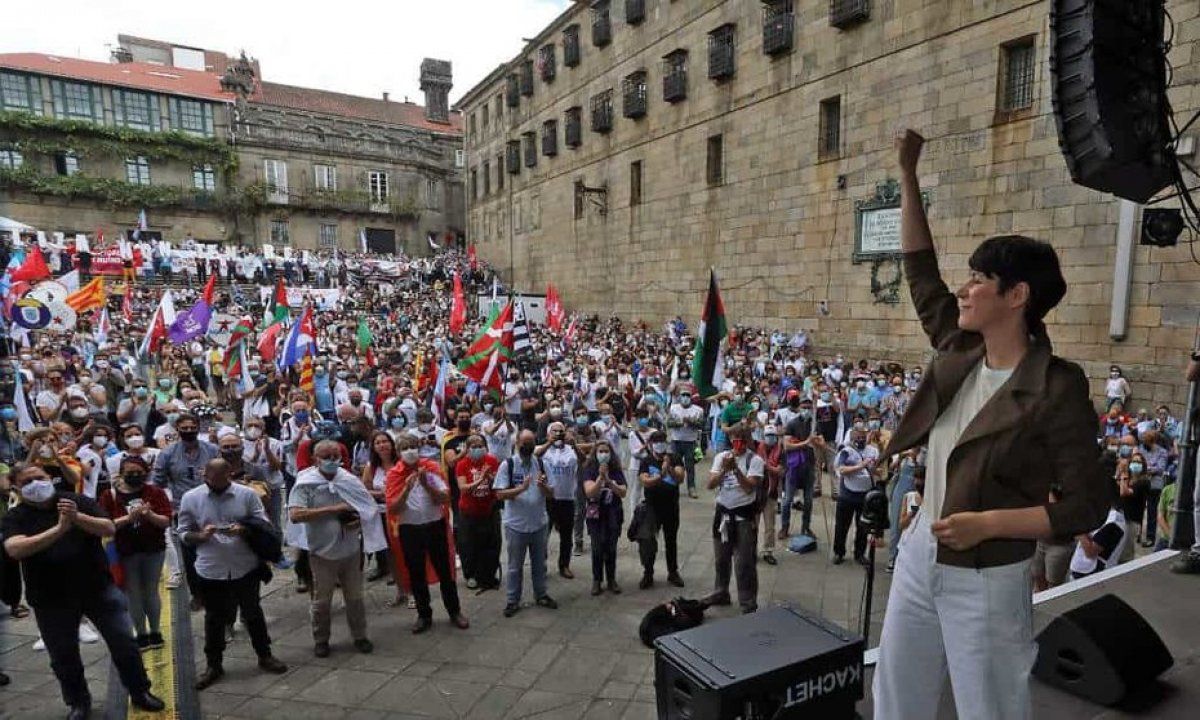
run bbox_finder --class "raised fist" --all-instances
[895,129,925,175]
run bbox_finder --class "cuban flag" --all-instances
[278,304,316,370]
[132,209,147,241]
[93,307,111,346]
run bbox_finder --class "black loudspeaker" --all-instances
[1050,0,1174,203]
[1033,593,1174,706]
[1141,207,1185,247]
[654,606,862,720]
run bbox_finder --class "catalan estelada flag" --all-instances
[65,277,105,313]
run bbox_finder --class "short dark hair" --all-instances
[968,235,1067,339]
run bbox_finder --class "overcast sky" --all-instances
[2,0,572,106]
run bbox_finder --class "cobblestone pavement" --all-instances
[0,476,893,720]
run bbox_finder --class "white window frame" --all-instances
[264,159,288,202]
[319,223,338,247]
[269,219,290,245]
[125,156,151,186]
[60,82,94,120]
[56,153,80,177]
[455,149,465,167]
[426,178,442,210]
[314,164,337,191]
[0,73,36,113]
[368,170,389,204]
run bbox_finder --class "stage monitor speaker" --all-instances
[654,606,862,720]
[1050,0,1174,203]
[1033,593,1173,706]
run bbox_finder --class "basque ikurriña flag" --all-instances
[691,269,727,399]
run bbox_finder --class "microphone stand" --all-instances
[1169,317,1200,550]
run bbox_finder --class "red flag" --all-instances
[122,283,134,324]
[467,245,477,270]
[564,315,578,347]
[456,302,514,394]
[11,249,50,283]
[201,273,217,305]
[449,271,466,334]
[257,321,284,362]
[546,283,565,332]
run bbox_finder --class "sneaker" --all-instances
[688,489,699,499]
[608,581,622,594]
[165,573,182,590]
[275,557,294,571]
[32,637,45,651]
[195,666,224,690]
[411,617,433,634]
[639,574,653,590]
[258,655,288,674]
[503,603,521,618]
[78,623,99,644]
[559,567,575,579]
[407,597,417,610]
[762,553,778,566]
[777,530,789,541]
[573,541,585,556]
[535,595,559,609]
[129,691,166,712]
[667,572,685,588]
[314,642,330,658]
[466,578,479,590]
[295,581,310,594]
[451,614,470,630]
[884,561,895,574]
[354,638,375,653]
[136,634,151,652]
[591,581,603,596]
[855,555,869,567]
[1171,551,1200,574]
[366,565,387,582]
[146,632,165,650]
[704,591,731,607]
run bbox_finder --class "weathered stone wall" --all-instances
[460,0,1200,409]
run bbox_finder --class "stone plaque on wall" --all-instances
[853,178,929,264]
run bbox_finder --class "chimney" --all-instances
[382,91,390,102]
[419,58,453,124]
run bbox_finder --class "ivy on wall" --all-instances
[0,110,237,173]
[0,165,247,212]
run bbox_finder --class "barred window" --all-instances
[706,134,723,186]
[818,96,841,159]
[270,220,290,245]
[319,224,337,248]
[1000,38,1036,112]
[55,153,80,176]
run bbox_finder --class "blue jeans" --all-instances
[780,461,814,535]
[33,583,151,707]
[889,465,917,564]
[505,525,549,605]
[673,440,698,491]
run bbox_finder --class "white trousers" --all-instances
[873,517,1036,720]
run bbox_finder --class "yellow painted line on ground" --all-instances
[129,580,178,720]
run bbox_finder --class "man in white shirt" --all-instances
[667,392,705,497]
[832,428,879,565]
[705,427,764,614]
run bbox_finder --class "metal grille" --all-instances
[506,141,520,174]
[591,90,613,133]
[763,1,794,55]
[520,60,534,96]
[523,132,537,167]
[506,74,519,107]
[830,0,870,29]
[707,134,723,186]
[593,2,612,47]
[565,107,583,146]
[708,25,736,79]
[1002,40,1035,111]
[539,45,557,82]
[663,51,688,102]
[564,25,581,67]
[623,71,647,118]
[542,120,558,156]
[819,96,841,158]
[626,0,645,25]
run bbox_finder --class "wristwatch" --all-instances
[1191,351,1200,362]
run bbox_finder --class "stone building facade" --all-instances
[456,0,1200,408]
[0,35,465,256]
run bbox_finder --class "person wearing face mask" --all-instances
[1105,366,1132,409]
[288,441,386,658]
[117,380,156,434]
[482,404,516,460]
[98,457,172,651]
[581,440,627,595]
[756,426,785,565]
[150,414,220,607]
[26,428,84,496]
[780,395,818,540]
[1115,446,1149,562]
[384,436,467,633]
[667,391,705,499]
[0,404,26,466]
[566,405,598,555]
[75,423,116,498]
[705,426,764,613]
[636,430,686,589]
[831,429,878,565]
[178,459,288,690]
[3,463,166,718]
[455,433,501,591]
[106,426,160,487]
[240,419,284,533]
[35,369,68,421]
[536,421,580,579]
[493,430,558,617]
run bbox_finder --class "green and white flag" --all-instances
[691,269,728,399]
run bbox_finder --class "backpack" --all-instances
[788,534,818,554]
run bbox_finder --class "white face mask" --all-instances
[400,449,420,464]
[70,407,89,419]
[125,435,146,449]
[20,479,56,504]
[38,445,56,459]
[92,436,109,449]
[246,427,263,440]
[651,442,668,454]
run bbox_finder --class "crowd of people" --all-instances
[0,234,1193,719]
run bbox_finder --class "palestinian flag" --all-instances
[456,301,513,394]
[356,318,372,354]
[265,276,289,326]
[223,316,255,378]
[691,270,728,399]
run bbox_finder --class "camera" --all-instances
[860,486,890,535]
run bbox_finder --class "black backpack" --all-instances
[639,597,709,648]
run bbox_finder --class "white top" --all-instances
[668,404,705,443]
[711,450,765,510]
[1069,508,1127,576]
[923,361,1014,523]
[397,468,447,526]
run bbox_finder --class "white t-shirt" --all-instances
[1069,509,1127,576]
[668,404,704,443]
[923,361,1013,523]
[711,450,765,510]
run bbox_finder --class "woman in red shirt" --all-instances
[454,433,501,591]
[98,456,172,650]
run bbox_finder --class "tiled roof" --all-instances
[0,53,236,103]
[255,82,463,134]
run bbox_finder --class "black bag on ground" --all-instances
[639,597,709,648]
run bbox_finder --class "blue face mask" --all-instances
[1129,462,1144,474]
[0,407,15,422]
[819,392,831,402]
[469,447,485,461]
[390,417,405,429]
[294,411,310,425]
[638,418,649,428]
[1119,446,1133,458]
[319,459,341,476]
[575,416,589,427]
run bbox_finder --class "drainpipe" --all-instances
[1109,199,1138,341]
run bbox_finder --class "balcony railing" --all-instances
[520,62,534,96]
[763,9,794,55]
[708,26,736,80]
[593,4,612,47]
[564,25,581,67]
[591,97,613,134]
[830,0,870,29]
[663,69,687,103]
[506,75,520,107]
[542,122,558,156]
[539,45,557,82]
[623,73,647,118]
[626,0,645,25]
[565,110,582,147]
[506,141,520,174]
[523,134,537,167]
